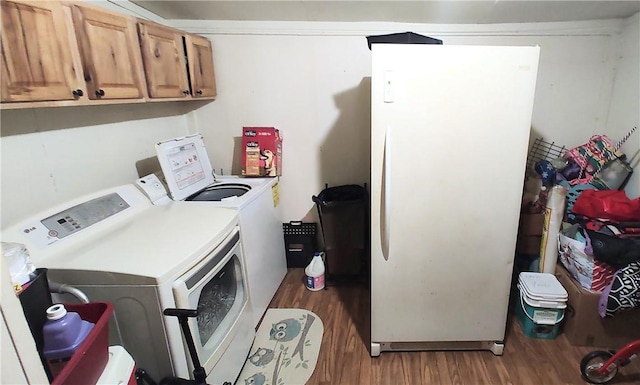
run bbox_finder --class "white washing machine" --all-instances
[2,185,255,384]
[154,133,287,328]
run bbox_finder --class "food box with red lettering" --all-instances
[242,127,282,177]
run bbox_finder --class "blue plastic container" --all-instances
[516,291,564,339]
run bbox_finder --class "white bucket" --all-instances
[518,272,568,304]
[305,252,325,291]
[516,272,568,339]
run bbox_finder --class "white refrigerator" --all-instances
[370,44,540,356]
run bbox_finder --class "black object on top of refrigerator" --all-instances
[366,32,442,50]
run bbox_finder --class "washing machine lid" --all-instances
[156,133,216,201]
[2,185,239,284]
[39,203,238,283]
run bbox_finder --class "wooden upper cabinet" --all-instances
[1,0,83,102]
[138,21,190,98]
[185,34,217,98]
[70,4,145,100]
[1,1,215,108]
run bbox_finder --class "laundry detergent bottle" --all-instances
[42,304,94,376]
[305,252,325,291]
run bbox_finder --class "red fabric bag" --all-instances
[572,190,640,222]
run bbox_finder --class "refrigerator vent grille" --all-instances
[388,341,486,351]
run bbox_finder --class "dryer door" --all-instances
[171,228,252,379]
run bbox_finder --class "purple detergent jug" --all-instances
[42,304,94,376]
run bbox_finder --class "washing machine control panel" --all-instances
[15,185,148,249]
[39,193,129,240]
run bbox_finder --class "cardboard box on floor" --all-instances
[516,213,544,255]
[519,213,545,235]
[556,267,640,349]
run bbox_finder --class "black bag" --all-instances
[587,229,640,269]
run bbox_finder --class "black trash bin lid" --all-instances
[313,184,367,206]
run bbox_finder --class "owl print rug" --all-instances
[236,308,323,385]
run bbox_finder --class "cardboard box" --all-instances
[241,127,282,177]
[516,213,545,256]
[516,236,542,256]
[556,267,640,348]
[519,213,545,236]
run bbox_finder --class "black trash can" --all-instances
[312,184,368,285]
[17,268,54,381]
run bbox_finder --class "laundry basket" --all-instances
[283,221,317,268]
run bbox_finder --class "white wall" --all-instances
[1,17,636,227]
[186,33,373,220]
[605,13,640,198]
[0,8,637,383]
[174,18,637,221]
[0,104,192,228]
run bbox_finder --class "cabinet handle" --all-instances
[183,90,190,95]
[196,89,203,95]
[72,89,84,97]
[95,89,105,97]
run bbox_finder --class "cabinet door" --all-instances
[138,21,189,98]
[71,5,144,100]
[1,1,82,102]
[185,34,217,98]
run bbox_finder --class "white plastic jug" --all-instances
[305,252,325,291]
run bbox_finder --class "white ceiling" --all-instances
[128,1,640,24]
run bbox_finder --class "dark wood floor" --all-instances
[267,268,640,385]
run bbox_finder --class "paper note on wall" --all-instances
[272,183,280,207]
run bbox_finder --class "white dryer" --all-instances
[2,185,255,384]
[155,133,287,328]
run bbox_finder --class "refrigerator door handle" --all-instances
[381,125,391,260]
